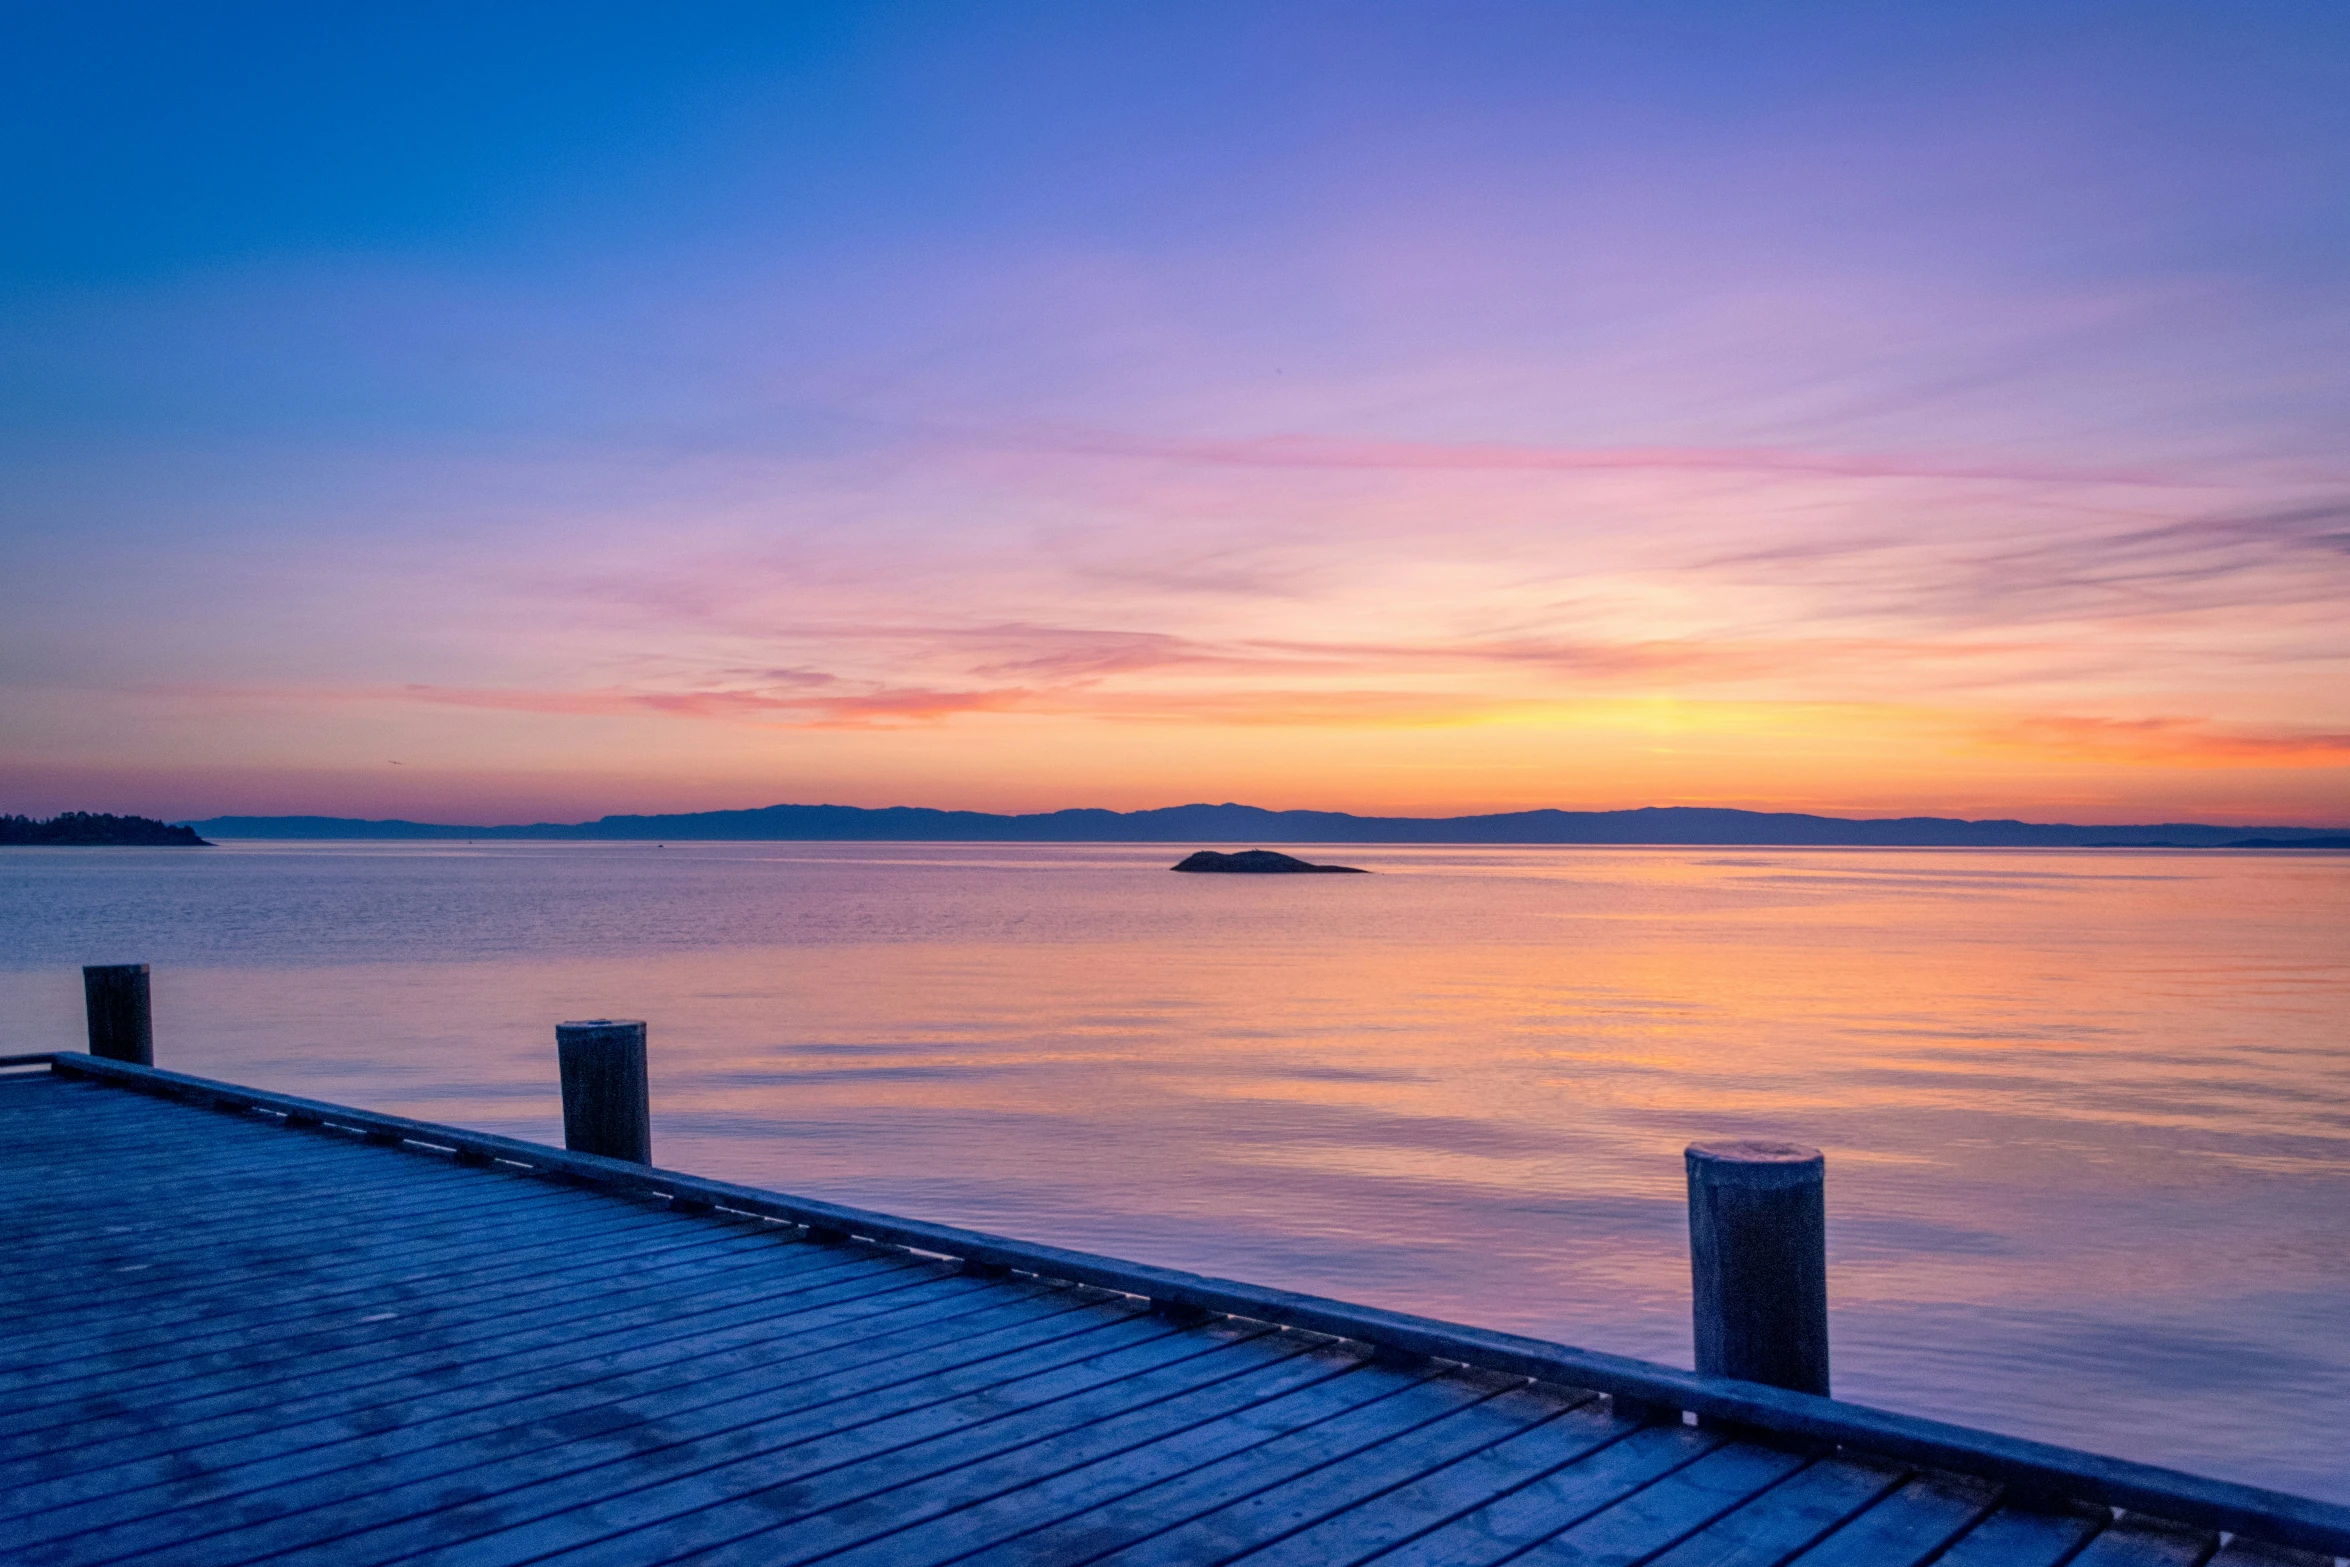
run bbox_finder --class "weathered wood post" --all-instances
[1686,1139,1829,1395]
[557,1019,651,1165]
[82,963,154,1066]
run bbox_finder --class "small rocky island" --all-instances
[1171,848,1368,874]
[0,811,211,846]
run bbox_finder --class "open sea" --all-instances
[3,840,2345,1501]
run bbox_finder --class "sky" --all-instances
[4,2,2348,826]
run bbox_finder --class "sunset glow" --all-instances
[5,6,2346,824]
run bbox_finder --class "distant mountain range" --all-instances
[176,802,2350,848]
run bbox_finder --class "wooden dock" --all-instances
[5,1051,2347,1567]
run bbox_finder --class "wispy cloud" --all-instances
[1054,431,2219,489]
[1971,714,2350,768]
[395,681,1032,728]
[1689,492,2350,637]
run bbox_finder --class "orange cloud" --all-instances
[1972,714,2350,768]
[370,683,2350,773]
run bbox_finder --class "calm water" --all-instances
[4,841,2346,1500]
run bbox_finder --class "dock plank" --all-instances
[659,1356,1534,1567]
[0,1249,935,1475]
[0,1242,937,1481]
[1933,1500,2116,1567]
[0,1225,889,1469]
[2,1131,621,1284]
[853,1347,1424,1567]
[9,1287,1135,1567]
[1782,1470,2003,1567]
[3,1192,702,1379]
[1354,1419,1727,1567]
[1200,1388,1625,1567]
[1501,1441,1811,1566]
[2207,1539,2340,1567]
[6,1192,778,1350]
[744,1343,1378,1567]
[1641,1454,1911,1567]
[1091,1375,1575,1567]
[2072,1514,2223,1567]
[0,1154,551,1290]
[1,1211,800,1425]
[188,1306,1188,1567]
[0,1253,962,1527]
[946,1365,1489,1565]
[525,1324,1311,1566]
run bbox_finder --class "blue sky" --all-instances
[6,2,2348,822]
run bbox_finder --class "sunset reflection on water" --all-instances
[5,842,2345,1498]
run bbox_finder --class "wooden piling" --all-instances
[556,1019,651,1165]
[81,964,154,1066]
[1686,1138,1829,1396]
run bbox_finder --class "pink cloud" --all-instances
[396,682,1031,729]
[1048,431,2213,489]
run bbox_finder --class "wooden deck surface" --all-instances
[2,1068,2341,1567]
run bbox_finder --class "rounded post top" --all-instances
[557,1018,646,1042]
[1686,1139,1824,1189]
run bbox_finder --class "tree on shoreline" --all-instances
[0,812,211,846]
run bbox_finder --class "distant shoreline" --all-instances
[166,802,2350,850]
[162,837,2350,853]
[0,811,210,847]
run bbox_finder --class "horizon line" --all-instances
[165,800,2350,835]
